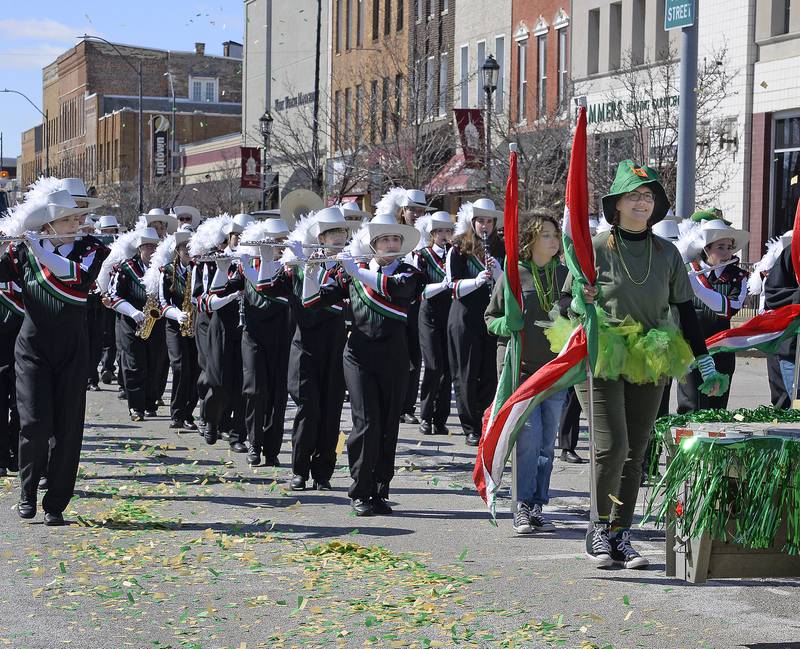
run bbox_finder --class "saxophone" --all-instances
[136,294,162,340]
[179,265,195,338]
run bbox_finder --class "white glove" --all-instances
[337,252,359,276]
[176,311,189,325]
[132,310,146,324]
[24,231,42,248]
[487,256,503,280]
[475,270,492,286]
[238,252,252,268]
[287,240,306,260]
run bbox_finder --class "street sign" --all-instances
[665,0,695,30]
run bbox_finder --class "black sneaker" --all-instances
[312,479,332,491]
[465,433,480,447]
[419,420,433,435]
[513,502,533,534]
[290,475,307,491]
[530,504,555,531]
[585,523,614,568]
[129,409,144,422]
[371,497,393,515]
[610,529,650,569]
[100,370,116,384]
[246,445,261,466]
[182,420,198,431]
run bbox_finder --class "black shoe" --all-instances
[16,501,36,519]
[312,479,332,491]
[610,529,650,569]
[44,512,66,527]
[169,419,183,429]
[585,523,614,568]
[290,475,307,491]
[530,504,555,531]
[39,476,49,490]
[262,456,281,467]
[182,420,198,431]
[220,431,232,442]
[117,391,126,400]
[156,398,166,407]
[204,429,218,445]
[560,449,585,464]
[229,441,247,453]
[400,413,420,425]
[351,499,373,516]
[465,433,480,447]
[0,467,6,477]
[145,410,158,418]
[247,446,261,466]
[370,497,393,515]
[7,454,18,473]
[87,382,100,392]
[433,423,449,435]
[100,370,116,384]
[419,420,433,435]
[129,409,144,422]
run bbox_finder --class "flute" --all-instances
[688,259,737,277]
[0,233,85,243]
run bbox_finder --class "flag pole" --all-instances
[792,334,800,409]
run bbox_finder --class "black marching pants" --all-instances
[149,319,169,404]
[194,312,211,422]
[403,301,422,416]
[344,332,408,500]
[165,321,199,422]
[558,387,581,452]
[203,311,243,434]
[242,314,289,459]
[418,304,451,426]
[99,307,117,375]
[447,315,497,438]
[116,317,161,413]
[86,298,104,384]
[0,324,20,469]
[677,351,735,414]
[288,323,346,482]
[15,321,89,514]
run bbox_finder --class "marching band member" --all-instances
[0,186,109,525]
[148,229,199,431]
[414,211,454,435]
[95,215,121,385]
[677,213,750,413]
[0,278,23,477]
[446,199,505,446]
[107,227,162,421]
[304,213,423,516]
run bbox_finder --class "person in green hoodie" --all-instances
[485,210,568,534]
[560,161,729,570]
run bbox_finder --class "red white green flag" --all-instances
[706,304,800,355]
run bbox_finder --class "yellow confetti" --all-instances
[335,431,346,454]
[608,494,624,505]
[624,610,633,621]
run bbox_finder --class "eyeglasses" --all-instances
[178,215,193,222]
[624,191,655,204]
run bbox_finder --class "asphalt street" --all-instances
[0,355,798,649]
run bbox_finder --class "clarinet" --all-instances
[482,232,494,289]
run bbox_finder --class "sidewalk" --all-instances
[0,356,797,649]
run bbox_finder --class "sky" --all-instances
[0,0,244,159]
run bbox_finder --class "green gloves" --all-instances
[695,354,731,396]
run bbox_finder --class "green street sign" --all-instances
[664,0,695,30]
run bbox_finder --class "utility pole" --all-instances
[311,0,322,194]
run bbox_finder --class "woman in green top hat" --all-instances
[559,160,729,570]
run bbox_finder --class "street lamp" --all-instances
[258,111,274,210]
[79,34,144,214]
[1,88,49,176]
[480,54,500,191]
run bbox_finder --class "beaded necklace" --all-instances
[525,258,558,312]
[614,226,652,286]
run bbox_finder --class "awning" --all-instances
[425,153,485,196]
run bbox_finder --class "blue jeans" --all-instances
[780,360,795,399]
[516,390,566,506]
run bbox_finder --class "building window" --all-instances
[632,0,646,65]
[772,115,800,236]
[443,0,449,13]
[417,0,423,22]
[517,40,527,122]
[372,0,379,40]
[655,0,668,59]
[357,0,364,46]
[344,87,352,145]
[397,0,403,30]
[346,0,353,49]
[394,73,403,129]
[426,56,436,117]
[588,9,600,75]
[537,35,547,117]
[190,77,218,102]
[385,0,392,35]
[609,2,622,70]
[370,79,378,142]
[557,28,568,111]
[477,40,486,108]
[495,36,505,112]
[428,0,435,19]
[334,90,342,144]
[459,45,469,108]
[355,84,364,138]
[336,0,343,52]
[381,77,390,141]
[438,52,448,117]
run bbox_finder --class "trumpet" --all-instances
[136,294,162,340]
[0,233,85,243]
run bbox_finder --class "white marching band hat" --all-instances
[142,208,178,234]
[23,190,92,230]
[310,207,360,239]
[134,227,161,248]
[401,189,435,211]
[359,213,421,256]
[59,178,105,211]
[471,197,503,219]
[171,205,203,229]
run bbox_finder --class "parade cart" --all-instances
[646,408,800,584]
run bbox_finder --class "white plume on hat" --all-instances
[375,187,407,218]
[415,214,435,247]
[97,229,141,293]
[188,214,232,257]
[675,219,701,263]
[0,176,62,237]
[237,216,298,261]
[454,202,474,236]
[749,234,792,296]
[143,234,178,295]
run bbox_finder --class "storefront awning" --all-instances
[425,153,485,196]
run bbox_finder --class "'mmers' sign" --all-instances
[587,95,680,124]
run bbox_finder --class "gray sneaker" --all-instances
[513,502,534,534]
[585,522,614,568]
[530,504,555,531]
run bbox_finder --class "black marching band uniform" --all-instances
[0,282,23,475]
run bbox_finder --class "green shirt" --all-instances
[564,230,693,331]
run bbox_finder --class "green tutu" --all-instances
[544,313,694,384]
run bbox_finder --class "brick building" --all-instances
[17,39,242,195]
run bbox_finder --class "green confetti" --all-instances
[58,562,66,574]
[127,592,135,604]
[622,595,630,607]
[457,548,468,562]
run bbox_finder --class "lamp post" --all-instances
[1,88,49,176]
[480,54,500,192]
[80,35,144,214]
[259,110,274,210]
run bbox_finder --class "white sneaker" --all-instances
[513,502,534,534]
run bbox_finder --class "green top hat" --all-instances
[690,207,731,225]
[601,160,670,225]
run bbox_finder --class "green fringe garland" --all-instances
[643,406,800,554]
